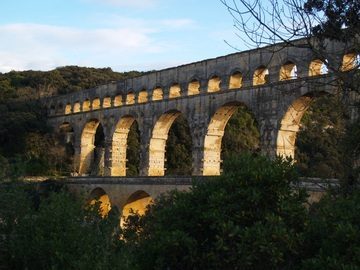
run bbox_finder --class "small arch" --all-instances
[309,59,328,76]
[148,110,182,176]
[102,96,112,108]
[65,103,72,115]
[83,99,91,111]
[169,83,181,98]
[229,71,243,89]
[114,95,122,107]
[188,79,200,96]
[208,75,221,93]
[92,98,101,110]
[152,87,163,101]
[342,52,359,71]
[88,188,111,218]
[126,92,135,105]
[279,61,298,81]
[138,89,148,103]
[73,102,81,113]
[121,190,152,227]
[56,103,64,115]
[253,66,269,86]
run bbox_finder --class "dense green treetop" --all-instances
[0,66,143,99]
[0,66,142,177]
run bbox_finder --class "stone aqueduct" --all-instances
[44,40,359,217]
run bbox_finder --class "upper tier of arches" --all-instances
[49,50,359,116]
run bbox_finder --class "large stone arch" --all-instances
[276,91,332,159]
[203,101,257,176]
[79,119,105,175]
[148,110,185,176]
[88,187,112,217]
[111,115,138,176]
[120,190,152,227]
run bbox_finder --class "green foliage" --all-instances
[123,154,308,270]
[301,191,360,269]
[165,115,193,175]
[222,106,260,160]
[0,185,123,270]
[341,118,360,187]
[304,0,360,41]
[295,95,348,178]
[163,106,260,176]
[0,66,143,97]
[0,66,141,177]
[0,100,71,176]
[127,122,140,176]
[0,154,10,180]
[2,156,360,270]
[54,66,142,95]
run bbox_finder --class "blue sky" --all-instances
[0,0,245,72]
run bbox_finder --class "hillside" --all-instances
[0,66,143,101]
[0,66,143,177]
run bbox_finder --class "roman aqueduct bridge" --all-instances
[43,39,359,215]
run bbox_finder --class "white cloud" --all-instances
[97,15,196,30]
[160,19,196,29]
[87,0,158,8]
[0,11,201,73]
[0,23,167,72]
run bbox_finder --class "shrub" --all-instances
[301,191,360,269]
[123,154,309,270]
[0,185,123,270]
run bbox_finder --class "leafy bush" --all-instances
[0,185,124,270]
[123,154,309,270]
[301,191,360,269]
[1,155,360,270]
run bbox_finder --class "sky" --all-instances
[0,0,245,73]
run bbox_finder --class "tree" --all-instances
[220,0,360,105]
[222,105,260,161]
[221,0,360,182]
[295,95,347,178]
[127,122,141,176]
[0,185,124,270]
[220,0,360,93]
[0,67,143,177]
[123,154,309,269]
[165,115,193,175]
[220,0,360,57]
[301,190,360,269]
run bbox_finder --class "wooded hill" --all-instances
[0,66,143,101]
